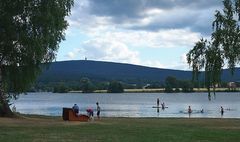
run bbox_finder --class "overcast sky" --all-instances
[57,0,222,70]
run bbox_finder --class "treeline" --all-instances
[164,76,194,93]
[33,77,125,93]
[31,76,237,93]
[162,76,239,93]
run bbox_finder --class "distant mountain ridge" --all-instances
[38,60,240,84]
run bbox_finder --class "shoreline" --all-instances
[15,113,240,120]
[68,88,240,93]
[2,114,240,125]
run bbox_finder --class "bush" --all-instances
[107,81,124,93]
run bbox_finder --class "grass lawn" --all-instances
[0,116,240,142]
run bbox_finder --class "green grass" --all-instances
[0,116,240,142]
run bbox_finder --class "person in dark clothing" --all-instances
[72,104,79,115]
[157,98,160,107]
[188,106,192,114]
[221,106,224,116]
[96,102,101,119]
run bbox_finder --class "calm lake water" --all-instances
[12,92,240,118]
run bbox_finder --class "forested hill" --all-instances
[37,60,240,84]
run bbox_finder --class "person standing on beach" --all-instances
[157,98,160,107]
[96,102,101,119]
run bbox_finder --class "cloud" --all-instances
[63,26,201,69]
[68,0,222,37]
[128,7,217,35]
[143,29,201,48]
[142,53,191,70]
[74,38,140,64]
[65,52,75,59]
[87,0,221,17]
[82,28,201,49]
[180,53,187,64]
[63,28,199,69]
[141,55,190,70]
[62,0,223,70]
[78,0,222,34]
[143,60,166,69]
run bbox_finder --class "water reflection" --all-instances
[11,92,240,118]
[208,94,211,101]
[207,93,217,101]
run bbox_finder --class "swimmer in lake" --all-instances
[221,106,224,116]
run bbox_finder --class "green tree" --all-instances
[95,82,110,90]
[179,80,194,93]
[164,76,178,92]
[0,0,74,116]
[107,81,124,93]
[53,83,69,93]
[164,85,174,93]
[187,39,223,96]
[80,77,95,93]
[187,0,240,97]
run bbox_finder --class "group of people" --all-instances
[72,102,101,119]
[156,98,225,116]
[188,105,224,115]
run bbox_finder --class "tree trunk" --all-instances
[0,66,14,117]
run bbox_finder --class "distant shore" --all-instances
[69,88,239,93]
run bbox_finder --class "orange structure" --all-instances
[62,108,89,121]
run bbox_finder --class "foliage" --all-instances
[107,81,124,93]
[165,76,178,88]
[164,76,193,93]
[53,83,69,93]
[179,80,194,92]
[164,85,174,93]
[80,77,95,93]
[0,0,74,116]
[187,0,240,96]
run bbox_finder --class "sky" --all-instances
[57,0,222,70]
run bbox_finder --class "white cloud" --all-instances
[84,28,201,49]
[147,29,201,48]
[142,60,166,69]
[167,54,190,70]
[142,58,190,70]
[65,52,75,59]
[180,53,188,64]
[63,26,200,69]
[69,0,221,35]
[140,54,191,70]
[75,38,140,65]
[61,0,216,70]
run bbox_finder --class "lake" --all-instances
[11,92,240,118]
